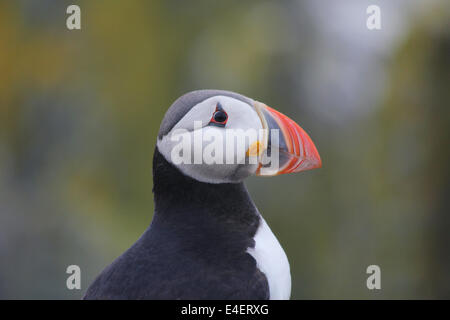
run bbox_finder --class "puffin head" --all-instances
[157,90,321,184]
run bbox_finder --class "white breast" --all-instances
[247,216,291,300]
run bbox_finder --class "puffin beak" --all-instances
[253,102,322,176]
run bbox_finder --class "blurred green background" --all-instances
[0,0,449,299]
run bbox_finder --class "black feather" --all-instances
[83,148,269,300]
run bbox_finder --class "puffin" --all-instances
[84,90,321,300]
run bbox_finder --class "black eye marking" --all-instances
[209,103,228,127]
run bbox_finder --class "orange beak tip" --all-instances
[258,103,322,175]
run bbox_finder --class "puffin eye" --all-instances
[209,103,228,127]
[213,110,228,123]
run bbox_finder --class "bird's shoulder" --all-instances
[83,227,269,300]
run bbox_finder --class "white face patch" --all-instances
[247,216,291,300]
[157,96,264,183]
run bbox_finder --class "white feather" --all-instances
[157,95,262,183]
[247,216,291,300]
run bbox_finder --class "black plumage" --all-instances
[83,148,269,299]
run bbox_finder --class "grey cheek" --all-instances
[230,164,258,182]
